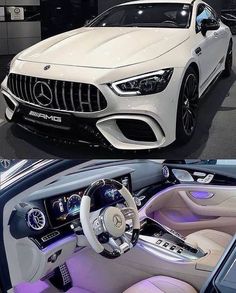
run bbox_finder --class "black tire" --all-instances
[176,67,199,144]
[223,41,233,78]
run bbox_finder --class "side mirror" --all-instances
[201,19,220,36]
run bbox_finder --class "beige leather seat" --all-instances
[15,278,195,293]
[123,276,197,293]
[186,229,232,253]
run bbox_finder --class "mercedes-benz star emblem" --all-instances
[113,215,122,228]
[33,81,53,107]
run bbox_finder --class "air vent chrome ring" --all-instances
[26,208,46,231]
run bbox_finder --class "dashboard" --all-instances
[9,173,133,246]
[44,174,131,228]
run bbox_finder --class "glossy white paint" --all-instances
[0,0,232,150]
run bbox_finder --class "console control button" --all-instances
[170,245,176,250]
[156,240,162,245]
[177,249,183,254]
[163,242,169,247]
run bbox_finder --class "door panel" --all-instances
[195,31,218,87]
[142,185,236,236]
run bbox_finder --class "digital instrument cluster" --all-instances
[44,175,131,228]
[45,189,85,227]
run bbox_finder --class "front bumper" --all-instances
[1,62,183,150]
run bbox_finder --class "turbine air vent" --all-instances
[26,208,46,231]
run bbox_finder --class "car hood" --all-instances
[18,27,190,69]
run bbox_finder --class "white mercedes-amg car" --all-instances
[1,0,233,150]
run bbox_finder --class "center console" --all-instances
[138,218,206,261]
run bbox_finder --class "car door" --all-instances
[143,162,236,237]
[193,4,223,90]
[206,5,229,68]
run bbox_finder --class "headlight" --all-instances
[110,68,173,96]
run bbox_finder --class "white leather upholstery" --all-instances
[186,229,232,253]
[123,276,197,293]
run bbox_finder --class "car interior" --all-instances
[1,159,236,293]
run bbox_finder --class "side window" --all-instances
[207,6,219,22]
[196,5,208,32]
[196,5,218,33]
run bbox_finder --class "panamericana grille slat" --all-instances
[7,73,107,113]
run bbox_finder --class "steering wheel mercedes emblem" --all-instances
[33,81,53,107]
[113,214,122,228]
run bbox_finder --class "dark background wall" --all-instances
[41,0,98,39]
[222,0,236,9]
[98,0,223,13]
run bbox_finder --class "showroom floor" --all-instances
[1,39,236,159]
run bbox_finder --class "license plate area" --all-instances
[21,105,71,128]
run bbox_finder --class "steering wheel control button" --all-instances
[98,232,109,244]
[121,208,135,219]
[93,219,103,235]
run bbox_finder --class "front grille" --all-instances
[117,119,157,142]
[7,73,107,112]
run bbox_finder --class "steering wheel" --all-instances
[80,179,140,259]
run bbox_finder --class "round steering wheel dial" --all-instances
[80,179,140,259]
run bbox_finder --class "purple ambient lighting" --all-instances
[190,191,214,199]
[153,211,200,223]
[14,280,50,293]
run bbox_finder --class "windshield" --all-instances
[90,3,192,28]
[0,160,56,190]
[0,160,41,185]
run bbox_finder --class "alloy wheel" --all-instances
[182,73,199,136]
